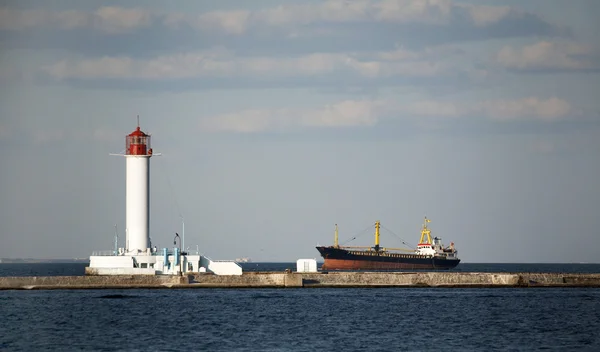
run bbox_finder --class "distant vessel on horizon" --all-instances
[316,217,460,270]
[235,257,252,263]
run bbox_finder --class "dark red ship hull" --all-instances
[316,246,460,271]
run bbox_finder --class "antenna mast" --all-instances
[374,221,381,252]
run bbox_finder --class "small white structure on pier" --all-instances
[296,259,318,273]
[86,120,241,276]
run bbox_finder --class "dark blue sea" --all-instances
[1,263,599,351]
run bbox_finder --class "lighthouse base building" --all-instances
[86,251,242,276]
[86,122,241,276]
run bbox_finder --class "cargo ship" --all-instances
[316,217,460,270]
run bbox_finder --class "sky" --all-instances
[0,0,599,263]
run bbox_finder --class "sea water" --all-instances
[1,263,599,351]
[1,287,599,351]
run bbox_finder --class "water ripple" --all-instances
[0,288,598,351]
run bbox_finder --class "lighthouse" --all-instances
[85,118,242,276]
[124,121,152,253]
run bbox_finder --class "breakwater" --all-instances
[2,272,600,290]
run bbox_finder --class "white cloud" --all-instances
[201,96,576,133]
[192,10,251,35]
[54,10,90,29]
[42,48,448,80]
[167,0,455,30]
[496,41,598,70]
[255,0,372,26]
[93,7,152,33]
[377,47,421,61]
[248,0,511,28]
[45,57,134,79]
[478,97,573,121]
[374,0,453,25]
[404,97,574,121]
[464,5,511,26]
[0,1,523,34]
[200,100,384,133]
[0,8,50,30]
[0,6,152,33]
[407,100,463,117]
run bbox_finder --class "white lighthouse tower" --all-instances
[86,119,242,276]
[124,121,152,253]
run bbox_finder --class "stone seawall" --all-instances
[1,272,600,290]
[189,272,600,288]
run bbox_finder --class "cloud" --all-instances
[478,97,574,121]
[0,1,559,37]
[496,41,600,71]
[0,8,47,30]
[406,100,463,117]
[463,5,511,27]
[0,2,564,57]
[170,1,518,30]
[200,100,384,133]
[164,10,252,34]
[93,7,152,33]
[405,97,575,121]
[0,6,151,33]
[41,47,454,81]
[256,0,372,25]
[250,0,455,26]
[201,96,577,133]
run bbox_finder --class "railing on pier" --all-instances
[91,250,116,256]
[90,250,189,257]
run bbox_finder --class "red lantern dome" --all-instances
[126,125,151,156]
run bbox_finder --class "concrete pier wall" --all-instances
[298,272,522,287]
[1,272,600,290]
